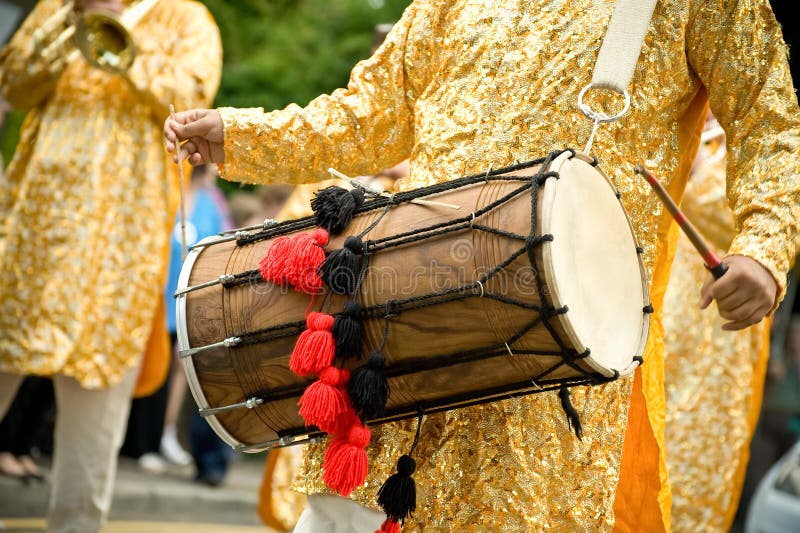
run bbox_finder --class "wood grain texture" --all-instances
[181,158,642,446]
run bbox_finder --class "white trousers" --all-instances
[0,366,138,533]
[293,494,385,533]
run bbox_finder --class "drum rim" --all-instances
[541,151,650,378]
[176,235,250,451]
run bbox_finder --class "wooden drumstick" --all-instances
[635,164,728,279]
[169,104,188,262]
[327,168,461,210]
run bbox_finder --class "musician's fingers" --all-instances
[717,297,761,322]
[173,110,221,140]
[169,109,202,125]
[714,287,752,311]
[176,140,198,163]
[163,117,186,148]
[722,303,771,331]
[699,273,714,309]
[165,110,201,142]
[707,270,738,302]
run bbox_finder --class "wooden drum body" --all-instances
[177,150,650,451]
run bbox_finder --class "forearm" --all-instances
[726,130,800,300]
[688,0,800,301]
[216,1,424,186]
[218,98,412,186]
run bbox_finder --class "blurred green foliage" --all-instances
[1,109,24,165]
[1,0,409,168]
[200,0,409,109]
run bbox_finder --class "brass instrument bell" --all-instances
[33,1,158,75]
[74,8,136,73]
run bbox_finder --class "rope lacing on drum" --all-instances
[198,149,645,443]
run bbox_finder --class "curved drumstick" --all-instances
[634,164,728,279]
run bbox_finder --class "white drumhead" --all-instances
[541,153,648,376]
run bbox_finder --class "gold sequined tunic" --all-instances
[0,0,221,388]
[664,132,771,532]
[218,1,800,530]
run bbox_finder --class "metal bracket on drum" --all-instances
[198,396,264,417]
[218,218,278,235]
[174,273,236,297]
[233,433,325,453]
[187,230,249,251]
[187,218,279,251]
[179,336,241,359]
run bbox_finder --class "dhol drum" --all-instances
[177,149,650,452]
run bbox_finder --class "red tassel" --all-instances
[259,235,293,285]
[375,519,400,533]
[259,229,329,294]
[322,422,371,496]
[290,312,335,376]
[287,228,329,294]
[298,367,352,433]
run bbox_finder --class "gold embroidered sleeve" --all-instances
[125,1,222,119]
[687,0,800,300]
[0,0,72,110]
[217,1,430,185]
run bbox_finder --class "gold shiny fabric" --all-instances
[664,132,771,532]
[0,0,221,389]
[217,1,800,530]
[259,447,308,532]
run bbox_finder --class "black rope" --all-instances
[357,199,394,240]
[409,410,424,455]
[233,156,551,247]
[367,181,532,249]
[213,150,637,410]
[236,320,306,347]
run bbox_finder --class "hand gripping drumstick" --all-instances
[634,164,729,280]
[169,104,188,262]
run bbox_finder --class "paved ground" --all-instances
[0,454,279,532]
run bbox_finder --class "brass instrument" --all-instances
[33,0,158,75]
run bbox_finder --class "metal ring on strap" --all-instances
[577,83,631,124]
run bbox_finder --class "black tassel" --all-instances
[377,454,417,524]
[333,300,363,360]
[319,236,364,295]
[558,386,583,439]
[347,351,389,420]
[311,186,365,235]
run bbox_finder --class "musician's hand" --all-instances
[75,0,124,15]
[699,255,777,331]
[164,109,225,165]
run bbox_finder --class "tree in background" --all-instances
[201,0,409,109]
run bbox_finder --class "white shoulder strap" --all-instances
[591,0,659,93]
